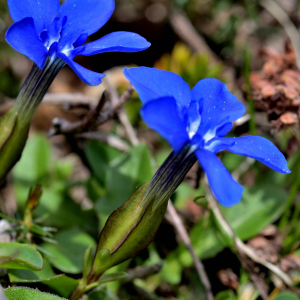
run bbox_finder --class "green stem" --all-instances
[13,58,65,127]
[279,173,300,231]
[69,271,103,300]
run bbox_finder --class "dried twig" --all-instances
[237,251,269,300]
[168,8,219,62]
[97,84,134,125]
[261,0,300,69]
[103,74,139,146]
[75,132,130,152]
[207,190,293,286]
[231,157,255,180]
[48,85,134,138]
[123,263,163,283]
[48,91,107,136]
[166,201,215,300]
[1,93,98,111]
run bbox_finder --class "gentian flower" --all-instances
[5,0,150,86]
[124,67,291,207]
[0,0,150,183]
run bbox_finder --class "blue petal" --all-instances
[187,100,201,137]
[196,149,244,207]
[213,136,291,174]
[78,32,151,56]
[5,18,48,69]
[58,0,114,48]
[123,67,191,107]
[141,97,190,153]
[57,53,105,86]
[216,122,233,137]
[192,78,246,136]
[7,0,60,33]
[73,33,88,48]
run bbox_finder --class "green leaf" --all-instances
[14,184,99,236]
[274,292,300,300]
[96,144,153,216]
[8,258,56,282]
[4,287,66,300]
[162,184,287,284]
[43,274,79,298]
[84,286,119,300]
[41,227,96,274]
[0,243,42,271]
[215,290,237,300]
[85,141,121,186]
[13,134,51,183]
[9,260,80,298]
[221,185,286,239]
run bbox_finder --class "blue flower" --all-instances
[124,67,291,207]
[5,0,151,86]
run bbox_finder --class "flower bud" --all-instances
[0,109,30,184]
[0,59,65,183]
[92,146,197,276]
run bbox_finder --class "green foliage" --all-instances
[162,184,287,284]
[83,286,119,300]
[1,1,298,299]
[154,43,224,88]
[13,135,99,236]
[13,134,50,183]
[4,287,66,300]
[274,292,300,300]
[215,290,236,300]
[41,227,96,274]
[8,259,79,298]
[0,243,42,271]
[86,142,153,218]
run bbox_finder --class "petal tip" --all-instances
[217,185,244,207]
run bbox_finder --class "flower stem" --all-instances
[13,58,65,127]
[69,271,103,300]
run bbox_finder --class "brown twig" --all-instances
[237,250,269,300]
[103,74,139,146]
[207,189,293,287]
[48,91,107,136]
[123,263,163,283]
[261,0,300,69]
[48,85,134,138]
[168,8,219,62]
[97,84,134,125]
[75,132,130,152]
[167,201,214,300]
[1,93,98,112]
